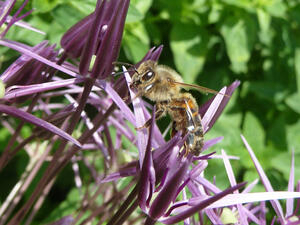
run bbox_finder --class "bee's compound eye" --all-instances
[142,70,154,81]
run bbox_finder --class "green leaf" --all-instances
[257,8,273,45]
[290,5,300,25]
[246,81,287,103]
[287,119,300,151]
[257,8,271,32]
[205,112,243,159]
[294,48,300,92]
[220,208,238,224]
[51,4,86,31]
[43,187,99,224]
[265,0,287,18]
[221,0,255,12]
[68,0,96,16]
[5,24,45,46]
[243,170,266,192]
[32,0,62,13]
[272,151,300,182]
[126,0,153,23]
[0,79,5,98]
[155,0,183,21]
[286,93,300,114]
[220,14,256,73]
[208,2,223,24]
[126,4,144,23]
[131,0,153,15]
[123,23,149,62]
[267,114,287,150]
[47,21,67,47]
[243,112,265,150]
[170,22,209,83]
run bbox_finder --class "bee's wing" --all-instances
[170,81,230,97]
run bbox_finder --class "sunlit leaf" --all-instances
[220,14,256,73]
[286,93,300,114]
[126,4,144,23]
[131,0,153,15]
[0,79,5,98]
[265,0,287,18]
[123,23,150,62]
[243,112,265,150]
[267,115,287,150]
[247,81,287,104]
[170,22,208,83]
[272,152,300,182]
[32,0,61,13]
[51,4,86,29]
[287,119,300,151]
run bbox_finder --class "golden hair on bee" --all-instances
[130,60,226,156]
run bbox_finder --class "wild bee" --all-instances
[130,60,224,156]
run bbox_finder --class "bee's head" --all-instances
[130,60,157,92]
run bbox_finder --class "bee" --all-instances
[130,60,224,156]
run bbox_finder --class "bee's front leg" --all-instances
[135,103,167,130]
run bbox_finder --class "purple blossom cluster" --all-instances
[0,0,300,224]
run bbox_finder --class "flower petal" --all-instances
[160,182,246,224]
[0,105,81,147]
[149,157,190,220]
[200,80,240,132]
[138,106,156,210]
[241,135,285,223]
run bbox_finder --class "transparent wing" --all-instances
[170,80,230,97]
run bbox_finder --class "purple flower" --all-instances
[0,0,33,38]
[61,0,129,79]
[0,1,131,223]
[102,62,245,224]
[1,1,299,224]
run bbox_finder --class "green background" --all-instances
[1,0,300,223]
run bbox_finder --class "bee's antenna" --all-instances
[112,69,137,77]
[113,61,134,67]
[112,61,139,74]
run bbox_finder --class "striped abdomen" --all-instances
[168,94,204,156]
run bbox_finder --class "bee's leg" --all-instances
[184,142,190,157]
[135,103,167,130]
[170,121,177,138]
[124,91,143,102]
[170,123,188,157]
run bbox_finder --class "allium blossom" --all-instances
[0,0,300,224]
[102,74,246,224]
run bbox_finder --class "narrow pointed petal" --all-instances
[160,182,246,224]
[0,105,81,147]
[61,13,94,58]
[92,0,130,79]
[0,40,77,77]
[123,67,148,167]
[149,158,190,220]
[241,135,285,223]
[204,192,300,209]
[139,106,156,210]
[97,79,136,125]
[202,87,227,132]
[221,149,248,224]
[200,80,240,132]
[3,78,84,100]
[286,149,295,217]
[101,166,137,183]
[79,0,107,75]
[0,0,31,38]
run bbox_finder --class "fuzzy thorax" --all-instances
[142,64,183,102]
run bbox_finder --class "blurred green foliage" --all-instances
[1,0,300,222]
